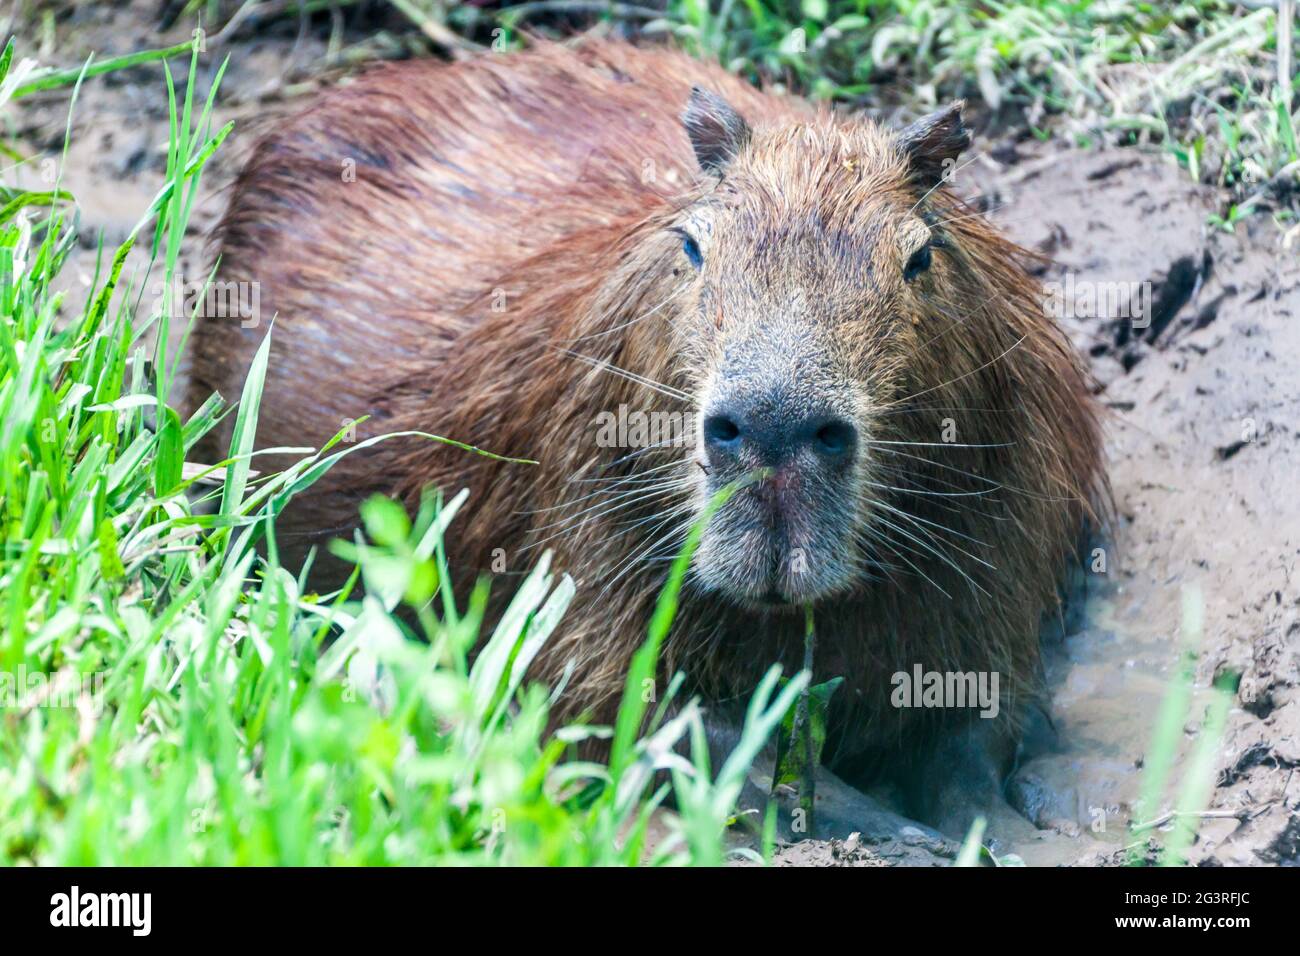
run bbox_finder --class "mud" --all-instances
[968,143,1299,866]
[7,4,325,379]
[10,6,1297,866]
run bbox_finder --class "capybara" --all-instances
[189,39,1105,837]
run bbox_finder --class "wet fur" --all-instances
[191,39,1105,773]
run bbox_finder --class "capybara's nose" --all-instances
[703,405,857,467]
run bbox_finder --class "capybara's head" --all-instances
[664,89,993,609]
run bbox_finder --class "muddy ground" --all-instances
[9,4,1298,866]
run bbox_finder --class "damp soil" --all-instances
[963,144,1299,868]
[11,5,1298,867]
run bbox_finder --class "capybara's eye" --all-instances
[903,243,932,283]
[678,231,703,270]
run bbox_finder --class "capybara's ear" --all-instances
[682,86,751,173]
[897,101,971,189]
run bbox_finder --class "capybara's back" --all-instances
[191,41,789,542]
[192,38,1105,838]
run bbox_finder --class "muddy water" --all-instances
[11,9,1299,866]
[971,144,1300,866]
[1010,580,1208,864]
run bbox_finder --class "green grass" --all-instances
[0,37,805,866]
[447,0,1300,217]
[1127,585,1236,867]
[141,3,1300,217]
[662,0,1296,213]
[159,1,1300,210]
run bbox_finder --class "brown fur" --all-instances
[190,39,1105,768]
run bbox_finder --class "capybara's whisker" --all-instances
[872,497,996,563]
[598,439,686,470]
[517,474,692,516]
[568,459,685,484]
[907,150,986,214]
[881,334,1029,410]
[928,201,1017,229]
[933,208,1049,232]
[876,446,1088,505]
[871,458,1006,497]
[599,516,692,597]
[523,483,687,540]
[872,404,1015,418]
[862,528,954,599]
[864,478,1001,499]
[866,438,1016,449]
[909,286,1004,353]
[554,346,691,401]
[865,505,993,597]
[565,287,687,343]
[872,445,1005,488]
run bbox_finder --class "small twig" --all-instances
[498,0,666,22]
[1279,0,1294,119]
[998,153,1062,186]
[1240,158,1300,209]
[210,0,359,48]
[1130,808,1240,833]
[210,0,274,46]
[387,0,483,58]
[795,604,817,830]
